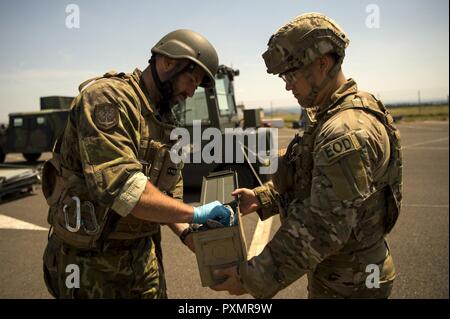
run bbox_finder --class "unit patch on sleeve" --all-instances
[94,103,119,131]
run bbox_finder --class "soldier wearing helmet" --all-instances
[42,29,232,298]
[212,13,403,299]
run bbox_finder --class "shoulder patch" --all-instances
[316,132,361,165]
[94,103,119,130]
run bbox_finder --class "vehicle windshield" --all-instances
[215,78,233,116]
[172,77,235,125]
[172,87,208,126]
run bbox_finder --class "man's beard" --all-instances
[169,92,187,106]
[169,81,188,107]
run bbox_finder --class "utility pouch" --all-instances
[146,140,183,192]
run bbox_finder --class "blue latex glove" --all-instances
[193,201,231,226]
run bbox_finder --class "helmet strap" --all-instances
[149,56,196,115]
[302,54,344,108]
[149,55,173,112]
[301,67,319,108]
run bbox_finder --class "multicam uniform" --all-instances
[42,69,183,298]
[238,79,403,298]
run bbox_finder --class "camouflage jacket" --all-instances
[239,79,401,298]
[53,69,183,246]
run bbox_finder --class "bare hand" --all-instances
[232,188,261,215]
[210,266,246,296]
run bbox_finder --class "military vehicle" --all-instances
[0,96,73,163]
[0,66,272,188]
[173,65,274,188]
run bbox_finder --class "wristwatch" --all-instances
[179,225,198,245]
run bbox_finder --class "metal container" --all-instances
[193,170,247,287]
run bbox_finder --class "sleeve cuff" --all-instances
[111,171,148,217]
[237,249,282,299]
[253,185,272,208]
[253,185,279,220]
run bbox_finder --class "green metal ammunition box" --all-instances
[193,170,247,287]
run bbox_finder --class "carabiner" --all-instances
[63,196,81,233]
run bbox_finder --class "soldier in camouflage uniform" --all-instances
[42,29,232,298]
[212,13,403,298]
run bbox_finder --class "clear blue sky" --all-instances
[0,0,448,122]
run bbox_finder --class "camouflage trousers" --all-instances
[306,244,396,299]
[43,232,167,299]
[307,274,394,299]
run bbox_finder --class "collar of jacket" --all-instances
[315,78,359,120]
[130,68,158,114]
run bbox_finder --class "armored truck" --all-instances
[0,96,73,163]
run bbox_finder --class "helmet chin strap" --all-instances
[149,56,173,115]
[301,67,319,109]
[149,56,196,115]
[301,54,345,109]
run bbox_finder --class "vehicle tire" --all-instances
[23,153,41,162]
[220,164,256,189]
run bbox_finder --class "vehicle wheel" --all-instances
[220,164,256,189]
[23,153,41,162]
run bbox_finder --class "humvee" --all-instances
[0,96,73,163]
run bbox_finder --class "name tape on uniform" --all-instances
[319,132,361,163]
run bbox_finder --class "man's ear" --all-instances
[318,56,327,76]
[156,55,180,81]
[161,56,177,73]
[320,54,336,76]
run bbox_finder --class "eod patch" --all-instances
[317,132,362,164]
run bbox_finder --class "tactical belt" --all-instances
[321,239,389,270]
[106,237,150,249]
[318,186,389,269]
[355,187,387,224]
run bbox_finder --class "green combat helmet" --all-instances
[151,29,219,89]
[262,13,350,107]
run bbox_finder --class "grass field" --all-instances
[388,104,449,121]
[270,104,449,124]
[269,112,300,123]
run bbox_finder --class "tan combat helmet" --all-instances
[262,13,350,107]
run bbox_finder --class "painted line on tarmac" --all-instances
[403,204,449,208]
[397,123,449,132]
[246,200,448,258]
[248,216,273,259]
[403,146,448,151]
[403,137,449,149]
[0,214,48,231]
[247,134,448,259]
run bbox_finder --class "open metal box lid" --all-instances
[200,170,238,205]
[194,170,247,287]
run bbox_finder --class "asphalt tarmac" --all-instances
[0,121,448,299]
